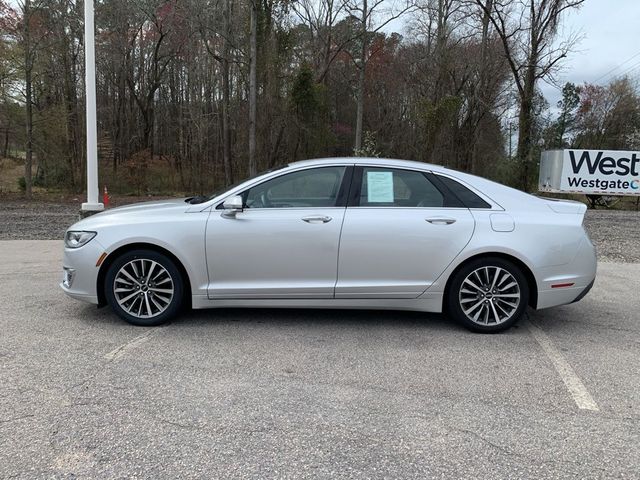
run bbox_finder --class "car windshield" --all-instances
[187,165,289,204]
[209,165,288,200]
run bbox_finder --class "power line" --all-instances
[610,58,640,82]
[617,64,640,81]
[593,49,640,84]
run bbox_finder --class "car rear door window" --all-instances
[357,167,444,207]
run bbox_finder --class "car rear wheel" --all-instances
[105,249,183,326]
[446,257,529,333]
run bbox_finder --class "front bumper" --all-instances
[59,238,106,305]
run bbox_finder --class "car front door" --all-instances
[335,166,475,298]
[206,165,351,299]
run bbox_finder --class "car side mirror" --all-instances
[222,195,244,218]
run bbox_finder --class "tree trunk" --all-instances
[354,0,367,153]
[517,100,533,191]
[24,0,33,199]
[62,35,79,189]
[469,0,493,174]
[3,128,9,158]
[480,0,493,49]
[433,0,448,100]
[115,65,126,172]
[517,64,536,191]
[248,0,258,176]
[143,107,154,154]
[222,0,232,184]
[516,108,532,189]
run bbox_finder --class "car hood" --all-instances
[68,198,191,231]
[102,198,189,214]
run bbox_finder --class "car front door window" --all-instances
[244,166,346,209]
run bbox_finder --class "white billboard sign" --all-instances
[540,149,640,196]
[561,149,640,194]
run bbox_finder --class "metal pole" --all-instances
[81,0,103,214]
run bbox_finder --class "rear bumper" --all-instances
[571,279,594,304]
[537,281,595,309]
[536,235,597,309]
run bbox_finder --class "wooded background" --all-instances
[1,0,639,198]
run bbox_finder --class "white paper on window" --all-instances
[367,171,394,203]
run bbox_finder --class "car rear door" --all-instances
[335,166,475,298]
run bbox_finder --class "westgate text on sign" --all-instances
[539,149,640,196]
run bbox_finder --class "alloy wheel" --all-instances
[113,258,174,319]
[458,266,521,326]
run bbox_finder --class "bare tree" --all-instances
[10,0,50,198]
[474,0,584,189]
[200,0,235,184]
[22,0,33,198]
[292,0,350,83]
[126,7,178,155]
[221,0,233,183]
[0,0,589,196]
[248,0,258,176]
[345,0,415,152]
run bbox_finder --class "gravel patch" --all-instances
[0,199,638,262]
[0,200,79,241]
[0,197,171,242]
[583,209,640,263]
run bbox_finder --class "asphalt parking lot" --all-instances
[1,241,639,479]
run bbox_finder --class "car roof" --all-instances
[287,157,547,211]
[197,156,542,213]
[289,157,449,173]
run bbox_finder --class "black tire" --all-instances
[105,249,184,326]
[446,257,529,333]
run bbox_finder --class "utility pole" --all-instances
[81,0,104,216]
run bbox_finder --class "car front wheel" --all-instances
[105,249,184,326]
[447,257,529,333]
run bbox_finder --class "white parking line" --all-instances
[104,329,160,361]
[525,319,599,411]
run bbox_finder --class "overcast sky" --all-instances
[539,0,640,107]
[387,1,640,112]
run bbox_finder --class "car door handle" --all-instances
[425,217,456,225]
[302,216,332,224]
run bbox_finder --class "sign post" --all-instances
[81,0,103,216]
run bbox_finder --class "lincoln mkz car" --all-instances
[61,158,596,332]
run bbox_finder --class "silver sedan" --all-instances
[61,158,596,332]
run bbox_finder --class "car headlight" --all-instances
[64,231,97,248]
